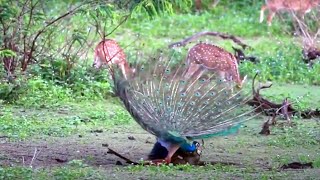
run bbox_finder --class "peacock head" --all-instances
[180,141,203,155]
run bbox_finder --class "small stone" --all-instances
[128,136,135,140]
[90,129,103,133]
[145,137,153,144]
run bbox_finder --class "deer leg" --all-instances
[260,5,267,23]
[267,11,275,26]
[195,0,202,11]
[292,11,305,36]
[93,56,102,68]
[211,0,220,8]
[184,63,201,80]
[180,63,202,93]
[120,64,128,80]
[241,75,247,85]
[217,71,227,82]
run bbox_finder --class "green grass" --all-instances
[267,120,320,148]
[0,161,104,180]
[0,100,133,141]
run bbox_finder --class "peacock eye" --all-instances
[194,91,201,97]
[193,141,200,147]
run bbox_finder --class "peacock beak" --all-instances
[196,149,202,155]
[193,141,203,155]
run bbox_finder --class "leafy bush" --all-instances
[0,67,113,107]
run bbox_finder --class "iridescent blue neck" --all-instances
[179,142,196,152]
[158,139,196,152]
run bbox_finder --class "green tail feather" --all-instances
[188,123,242,140]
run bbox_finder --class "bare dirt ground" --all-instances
[1,120,320,179]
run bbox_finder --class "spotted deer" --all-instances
[93,39,135,79]
[184,43,246,88]
[260,0,320,26]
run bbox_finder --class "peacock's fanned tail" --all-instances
[109,50,258,142]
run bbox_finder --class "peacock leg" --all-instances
[149,144,181,165]
[164,144,181,163]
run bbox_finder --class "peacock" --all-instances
[107,50,256,164]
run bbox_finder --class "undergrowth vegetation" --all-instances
[1,0,319,107]
[0,0,319,106]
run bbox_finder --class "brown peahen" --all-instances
[107,50,256,164]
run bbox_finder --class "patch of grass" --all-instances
[0,100,133,141]
[267,120,320,148]
[16,77,112,108]
[252,83,320,111]
[125,163,298,179]
[0,161,104,180]
[127,162,257,174]
[0,110,81,140]
[313,156,320,168]
[0,167,34,180]
[127,5,286,39]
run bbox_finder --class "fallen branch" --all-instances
[247,73,320,119]
[107,147,138,165]
[168,31,251,50]
[259,119,271,135]
[232,47,259,64]
[280,162,313,169]
[302,47,320,67]
[196,161,242,167]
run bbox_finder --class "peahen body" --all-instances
[108,51,255,164]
